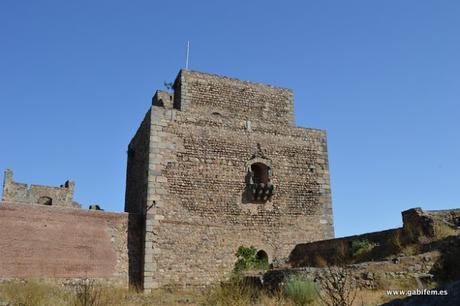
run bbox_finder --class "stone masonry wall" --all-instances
[288,227,403,268]
[173,70,294,126]
[2,169,79,208]
[125,110,151,215]
[264,251,440,291]
[287,208,459,269]
[126,70,334,290]
[0,201,129,286]
[125,110,152,288]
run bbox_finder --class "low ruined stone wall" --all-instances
[287,208,448,268]
[425,209,460,226]
[0,202,130,287]
[264,251,440,291]
[288,227,403,268]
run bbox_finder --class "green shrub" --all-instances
[233,246,269,272]
[283,275,317,306]
[351,239,375,257]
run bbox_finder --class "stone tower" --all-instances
[125,70,334,290]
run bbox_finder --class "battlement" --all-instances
[169,70,295,125]
[2,169,80,208]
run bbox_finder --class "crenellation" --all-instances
[1,169,80,208]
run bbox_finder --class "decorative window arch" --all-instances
[245,156,274,203]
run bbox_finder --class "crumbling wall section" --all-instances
[2,169,79,208]
[288,208,460,269]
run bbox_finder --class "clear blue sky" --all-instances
[1,1,459,237]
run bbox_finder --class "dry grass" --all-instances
[433,222,458,239]
[353,289,394,306]
[387,230,403,254]
[0,280,69,306]
[0,278,425,306]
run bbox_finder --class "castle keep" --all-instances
[125,70,334,290]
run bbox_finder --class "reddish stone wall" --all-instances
[0,202,129,286]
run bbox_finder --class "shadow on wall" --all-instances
[127,213,144,290]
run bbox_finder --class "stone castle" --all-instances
[1,70,333,290]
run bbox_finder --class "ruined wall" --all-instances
[287,208,460,269]
[2,169,80,208]
[126,70,334,290]
[288,227,403,268]
[0,201,129,286]
[264,251,440,291]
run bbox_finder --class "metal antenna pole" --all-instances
[185,41,190,69]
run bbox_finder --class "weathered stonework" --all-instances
[2,169,80,208]
[125,70,334,290]
[287,208,460,269]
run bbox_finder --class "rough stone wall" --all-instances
[425,208,460,226]
[264,251,440,291]
[173,70,294,126]
[125,110,151,215]
[287,207,460,269]
[0,201,129,286]
[403,208,460,236]
[2,169,80,208]
[288,227,403,268]
[126,70,334,290]
[124,110,153,288]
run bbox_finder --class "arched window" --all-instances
[256,250,269,263]
[244,149,275,203]
[251,163,269,184]
[245,160,274,203]
[38,196,52,206]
